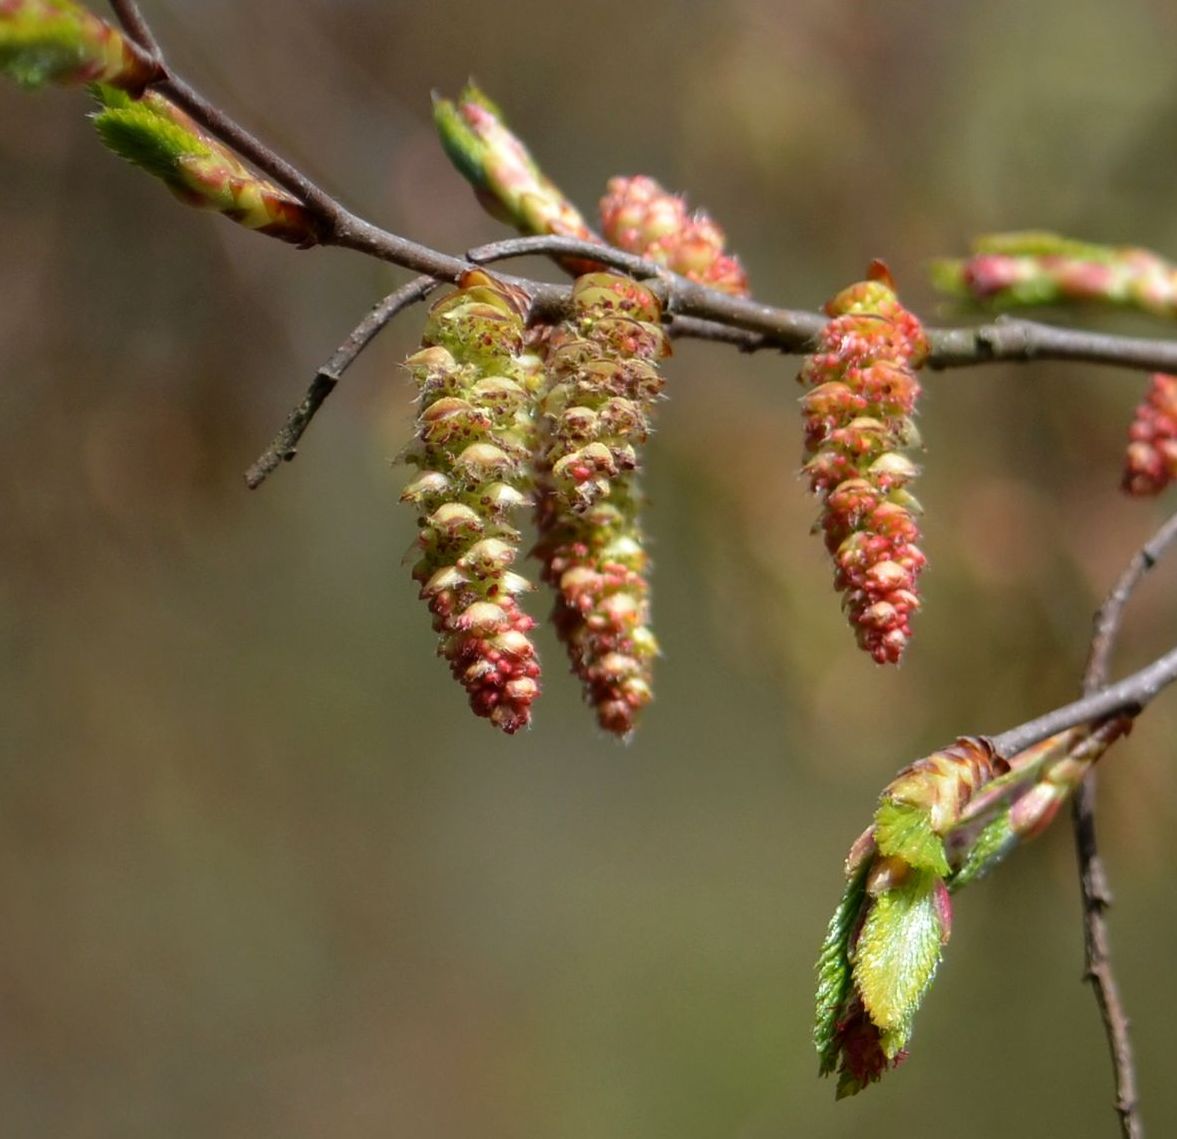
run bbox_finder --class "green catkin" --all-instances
[401,271,543,734]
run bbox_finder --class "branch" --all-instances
[928,316,1177,375]
[466,235,669,283]
[989,642,1177,757]
[666,315,777,352]
[244,276,437,489]
[1068,507,1177,1139]
[100,12,1177,380]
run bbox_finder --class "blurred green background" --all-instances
[3,1,1177,1136]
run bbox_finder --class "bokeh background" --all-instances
[3,1,1177,1136]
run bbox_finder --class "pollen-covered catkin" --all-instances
[799,266,928,664]
[401,270,543,733]
[533,274,670,736]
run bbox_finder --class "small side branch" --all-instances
[1085,509,1177,687]
[1069,507,1177,1139]
[244,277,437,489]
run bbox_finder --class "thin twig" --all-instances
[667,315,776,351]
[1068,507,1177,1139]
[107,0,163,57]
[244,277,437,489]
[466,235,672,282]
[1084,509,1177,687]
[989,642,1177,757]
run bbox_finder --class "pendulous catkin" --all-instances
[533,274,669,736]
[799,266,928,664]
[400,270,543,733]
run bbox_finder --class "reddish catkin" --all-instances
[533,274,670,736]
[400,271,543,734]
[1123,373,1177,496]
[599,175,749,296]
[799,265,929,664]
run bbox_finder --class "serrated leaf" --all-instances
[874,799,949,876]
[854,868,945,1048]
[948,808,1015,891]
[90,80,134,110]
[814,860,869,1075]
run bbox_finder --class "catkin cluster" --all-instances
[533,274,670,736]
[599,175,749,296]
[401,271,543,734]
[799,268,928,664]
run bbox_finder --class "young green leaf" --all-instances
[854,869,946,1054]
[874,798,949,876]
[948,808,1015,890]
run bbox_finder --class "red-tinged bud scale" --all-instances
[433,84,605,275]
[401,271,543,733]
[882,737,1008,838]
[599,175,749,295]
[799,265,929,663]
[1123,373,1177,496]
[534,274,670,736]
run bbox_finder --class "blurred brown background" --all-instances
[3,1,1177,1136]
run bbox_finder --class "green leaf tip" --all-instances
[86,85,317,245]
[458,78,502,118]
[91,93,211,185]
[874,799,949,876]
[431,81,597,254]
[432,91,491,193]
